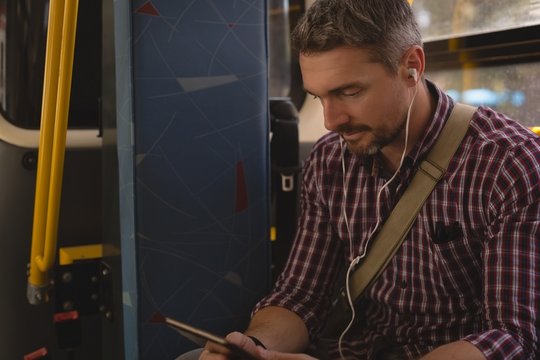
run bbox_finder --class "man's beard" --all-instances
[339,116,407,156]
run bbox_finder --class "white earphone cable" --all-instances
[337,79,419,360]
[358,81,418,261]
[340,137,354,260]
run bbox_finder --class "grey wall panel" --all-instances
[0,140,102,359]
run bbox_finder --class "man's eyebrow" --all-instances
[304,82,362,97]
[329,83,362,94]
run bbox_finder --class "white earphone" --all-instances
[408,68,418,82]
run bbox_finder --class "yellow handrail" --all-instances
[27,0,80,305]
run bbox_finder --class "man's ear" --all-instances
[401,45,425,84]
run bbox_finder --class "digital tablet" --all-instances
[150,312,258,360]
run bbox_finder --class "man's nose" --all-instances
[322,100,348,131]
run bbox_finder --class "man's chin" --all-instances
[346,141,380,156]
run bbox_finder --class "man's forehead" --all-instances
[300,49,384,94]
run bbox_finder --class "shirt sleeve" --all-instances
[253,144,344,338]
[463,140,539,359]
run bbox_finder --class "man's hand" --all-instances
[200,332,317,360]
[420,341,485,360]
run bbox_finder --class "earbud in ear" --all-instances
[408,68,418,82]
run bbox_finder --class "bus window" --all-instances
[268,0,305,108]
[268,0,292,98]
[413,0,540,41]
[416,0,540,128]
[427,62,540,126]
[0,0,101,130]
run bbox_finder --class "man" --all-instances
[200,0,540,358]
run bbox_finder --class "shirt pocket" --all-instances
[429,223,482,298]
[432,221,462,244]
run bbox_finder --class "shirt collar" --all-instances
[404,79,455,167]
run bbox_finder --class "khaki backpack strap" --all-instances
[349,103,476,300]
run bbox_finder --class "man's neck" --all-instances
[380,82,435,173]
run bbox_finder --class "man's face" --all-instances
[300,46,412,156]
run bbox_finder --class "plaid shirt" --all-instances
[254,82,540,359]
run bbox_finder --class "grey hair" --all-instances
[291,0,422,74]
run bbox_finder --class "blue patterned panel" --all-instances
[129,1,270,359]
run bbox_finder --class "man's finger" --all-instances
[226,332,264,358]
[203,340,234,359]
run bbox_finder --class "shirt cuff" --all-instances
[464,329,524,360]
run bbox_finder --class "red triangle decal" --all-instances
[135,1,159,16]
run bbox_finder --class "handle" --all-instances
[27,0,80,305]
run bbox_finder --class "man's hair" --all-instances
[291,0,422,74]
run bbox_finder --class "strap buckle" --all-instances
[419,159,445,182]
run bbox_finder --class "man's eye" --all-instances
[342,90,360,97]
